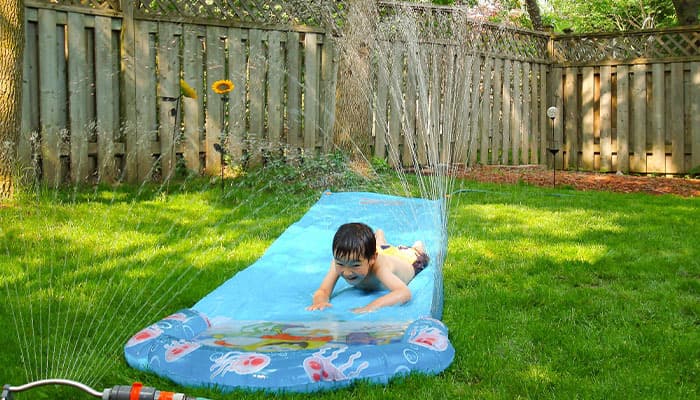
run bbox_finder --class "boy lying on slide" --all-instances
[307,222,429,313]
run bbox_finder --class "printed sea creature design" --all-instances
[303,346,369,382]
[164,310,210,327]
[164,339,201,362]
[209,351,271,378]
[163,312,189,322]
[125,325,163,347]
[408,326,448,351]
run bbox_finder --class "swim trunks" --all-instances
[378,244,430,276]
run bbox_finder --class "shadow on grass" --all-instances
[442,179,699,397]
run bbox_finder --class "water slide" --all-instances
[124,191,454,392]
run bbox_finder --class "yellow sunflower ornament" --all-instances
[212,79,234,95]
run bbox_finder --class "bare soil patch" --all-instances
[453,165,700,198]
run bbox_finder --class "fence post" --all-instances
[120,0,137,182]
[692,63,700,171]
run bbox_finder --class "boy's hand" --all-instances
[307,301,332,311]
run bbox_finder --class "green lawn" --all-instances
[1,165,698,399]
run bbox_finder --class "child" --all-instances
[307,222,429,313]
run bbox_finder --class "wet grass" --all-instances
[0,167,698,399]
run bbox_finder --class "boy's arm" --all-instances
[352,265,411,313]
[307,261,339,311]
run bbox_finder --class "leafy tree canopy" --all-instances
[410,0,694,32]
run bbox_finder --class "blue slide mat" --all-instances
[124,191,455,392]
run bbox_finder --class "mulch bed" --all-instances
[452,165,700,198]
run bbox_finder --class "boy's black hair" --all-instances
[332,222,376,261]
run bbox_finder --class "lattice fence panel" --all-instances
[41,0,121,12]
[552,28,700,64]
[377,2,549,63]
[136,0,346,32]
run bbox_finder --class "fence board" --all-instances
[616,65,630,172]
[248,29,265,158]
[452,53,471,164]
[304,33,320,151]
[550,66,563,168]
[67,12,90,182]
[581,66,594,170]
[135,20,157,181]
[413,46,427,165]
[538,64,548,164]
[670,62,684,173]
[268,30,284,149]
[501,59,512,164]
[650,63,665,173]
[20,20,39,165]
[529,63,540,164]
[468,55,482,165]
[388,41,403,167]
[442,46,455,165]
[692,62,700,170]
[182,24,204,172]
[404,44,418,165]
[320,37,338,153]
[563,67,578,169]
[95,15,116,182]
[490,58,503,164]
[120,1,137,182]
[286,31,302,150]
[156,22,180,180]
[631,64,647,172]
[374,45,389,160]
[521,63,532,164]
[480,56,493,164]
[511,61,522,164]
[38,9,61,186]
[429,45,441,165]
[205,25,225,174]
[599,65,612,171]
[228,28,246,160]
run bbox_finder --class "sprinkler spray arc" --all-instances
[1,379,212,400]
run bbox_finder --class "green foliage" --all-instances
[544,0,679,32]
[236,150,373,193]
[688,164,700,178]
[370,156,392,173]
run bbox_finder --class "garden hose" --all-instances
[1,379,211,400]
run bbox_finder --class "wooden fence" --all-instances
[20,0,339,184]
[19,1,700,184]
[550,28,700,174]
[370,3,700,174]
[370,4,551,169]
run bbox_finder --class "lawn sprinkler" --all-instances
[2,379,212,400]
[546,106,559,187]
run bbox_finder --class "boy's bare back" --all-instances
[307,224,428,313]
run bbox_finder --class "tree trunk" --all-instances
[524,0,544,30]
[0,1,24,200]
[333,0,377,159]
[672,0,699,25]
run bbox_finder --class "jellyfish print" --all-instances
[209,351,271,378]
[164,339,201,362]
[303,346,369,382]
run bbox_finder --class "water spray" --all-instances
[1,379,211,400]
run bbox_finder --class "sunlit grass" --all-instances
[0,168,698,399]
